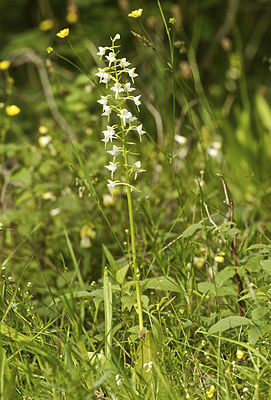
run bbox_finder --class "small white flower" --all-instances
[10,301,18,311]
[134,124,145,141]
[38,135,51,148]
[97,46,106,57]
[103,194,114,206]
[118,108,133,126]
[102,126,116,145]
[95,68,111,84]
[107,145,123,158]
[133,95,141,107]
[127,67,138,81]
[107,179,119,192]
[101,105,112,118]
[207,147,219,158]
[42,192,56,201]
[175,135,187,145]
[115,374,121,386]
[111,82,124,98]
[133,161,145,179]
[97,96,108,110]
[80,236,91,248]
[127,115,137,125]
[105,161,118,178]
[50,208,61,216]
[243,388,248,393]
[143,361,153,373]
[123,82,135,93]
[105,52,116,67]
[119,58,131,68]
[113,34,120,41]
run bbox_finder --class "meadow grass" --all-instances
[0,1,271,399]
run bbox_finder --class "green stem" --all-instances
[157,0,176,160]
[122,131,144,332]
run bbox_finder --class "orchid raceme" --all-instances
[96,35,145,333]
[96,34,146,192]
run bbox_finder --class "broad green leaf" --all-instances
[141,276,181,292]
[116,264,129,285]
[182,223,202,238]
[215,266,236,286]
[248,326,263,345]
[251,305,269,325]
[208,316,252,335]
[121,295,135,311]
[246,244,271,252]
[50,289,104,305]
[103,245,118,275]
[11,168,32,186]
[0,323,32,342]
[198,281,236,296]
[260,259,271,274]
[256,94,271,131]
[136,331,157,382]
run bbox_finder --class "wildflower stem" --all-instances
[66,38,93,81]
[122,128,144,332]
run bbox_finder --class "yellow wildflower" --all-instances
[5,105,21,116]
[128,9,143,18]
[47,46,54,54]
[206,385,215,398]
[236,349,244,360]
[66,12,78,24]
[214,255,224,263]
[80,225,96,249]
[39,19,54,31]
[194,256,204,268]
[56,28,69,38]
[39,125,48,134]
[0,60,10,70]
[80,225,96,240]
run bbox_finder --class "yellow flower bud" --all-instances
[39,126,48,134]
[66,12,78,24]
[39,19,54,31]
[236,349,244,360]
[206,385,215,398]
[214,255,224,263]
[0,60,10,70]
[5,105,21,116]
[194,257,204,268]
